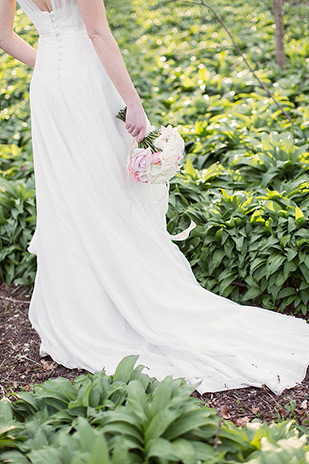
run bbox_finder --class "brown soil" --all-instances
[0,282,308,428]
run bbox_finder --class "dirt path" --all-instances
[0,282,308,428]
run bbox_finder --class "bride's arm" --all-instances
[76,0,147,142]
[0,0,36,67]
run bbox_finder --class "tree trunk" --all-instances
[273,0,286,69]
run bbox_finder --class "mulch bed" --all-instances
[1,282,308,428]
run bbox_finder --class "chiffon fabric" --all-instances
[17,0,309,395]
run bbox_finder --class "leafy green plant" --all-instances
[225,132,308,189]
[0,177,36,285]
[1,355,308,463]
[0,144,33,181]
[167,159,309,315]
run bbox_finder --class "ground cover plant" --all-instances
[1,283,308,440]
[1,355,308,463]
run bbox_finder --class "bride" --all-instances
[0,0,308,395]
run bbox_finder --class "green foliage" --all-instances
[1,0,309,314]
[0,356,308,463]
[0,177,36,285]
[167,132,309,316]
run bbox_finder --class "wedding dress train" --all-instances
[17,0,308,395]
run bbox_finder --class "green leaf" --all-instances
[88,434,110,464]
[283,260,298,279]
[111,437,130,464]
[126,380,150,422]
[286,249,298,262]
[146,437,179,460]
[165,409,214,441]
[150,376,173,418]
[295,206,304,221]
[185,155,197,177]
[264,200,281,213]
[113,355,139,383]
[102,418,143,446]
[0,398,13,424]
[277,287,296,299]
[172,438,197,464]
[266,254,285,278]
[145,409,180,444]
[243,286,263,300]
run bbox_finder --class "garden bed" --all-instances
[1,282,308,429]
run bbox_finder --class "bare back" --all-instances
[28,0,53,12]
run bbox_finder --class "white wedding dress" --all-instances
[18,0,308,395]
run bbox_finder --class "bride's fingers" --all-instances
[126,125,138,136]
[139,126,146,140]
[136,132,143,143]
[125,120,147,139]
[130,127,140,137]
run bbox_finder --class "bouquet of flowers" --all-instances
[116,106,185,184]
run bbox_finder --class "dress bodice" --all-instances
[17,0,101,76]
[17,0,86,37]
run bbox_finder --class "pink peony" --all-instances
[128,160,135,174]
[133,171,148,183]
[151,151,161,164]
[138,172,149,183]
[130,147,152,172]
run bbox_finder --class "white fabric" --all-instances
[18,0,309,395]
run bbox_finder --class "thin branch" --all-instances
[10,284,23,296]
[213,405,223,448]
[0,295,30,305]
[17,354,43,367]
[161,0,293,124]
[181,45,233,54]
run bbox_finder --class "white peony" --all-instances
[161,163,178,178]
[159,124,175,140]
[153,137,167,150]
[166,132,185,155]
[146,155,179,184]
[146,162,161,177]
[160,144,179,165]
[154,125,184,155]
[146,163,165,184]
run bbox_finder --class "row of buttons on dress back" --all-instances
[49,11,63,76]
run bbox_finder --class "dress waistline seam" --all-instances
[39,27,87,38]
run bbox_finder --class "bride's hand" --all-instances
[125,102,147,143]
